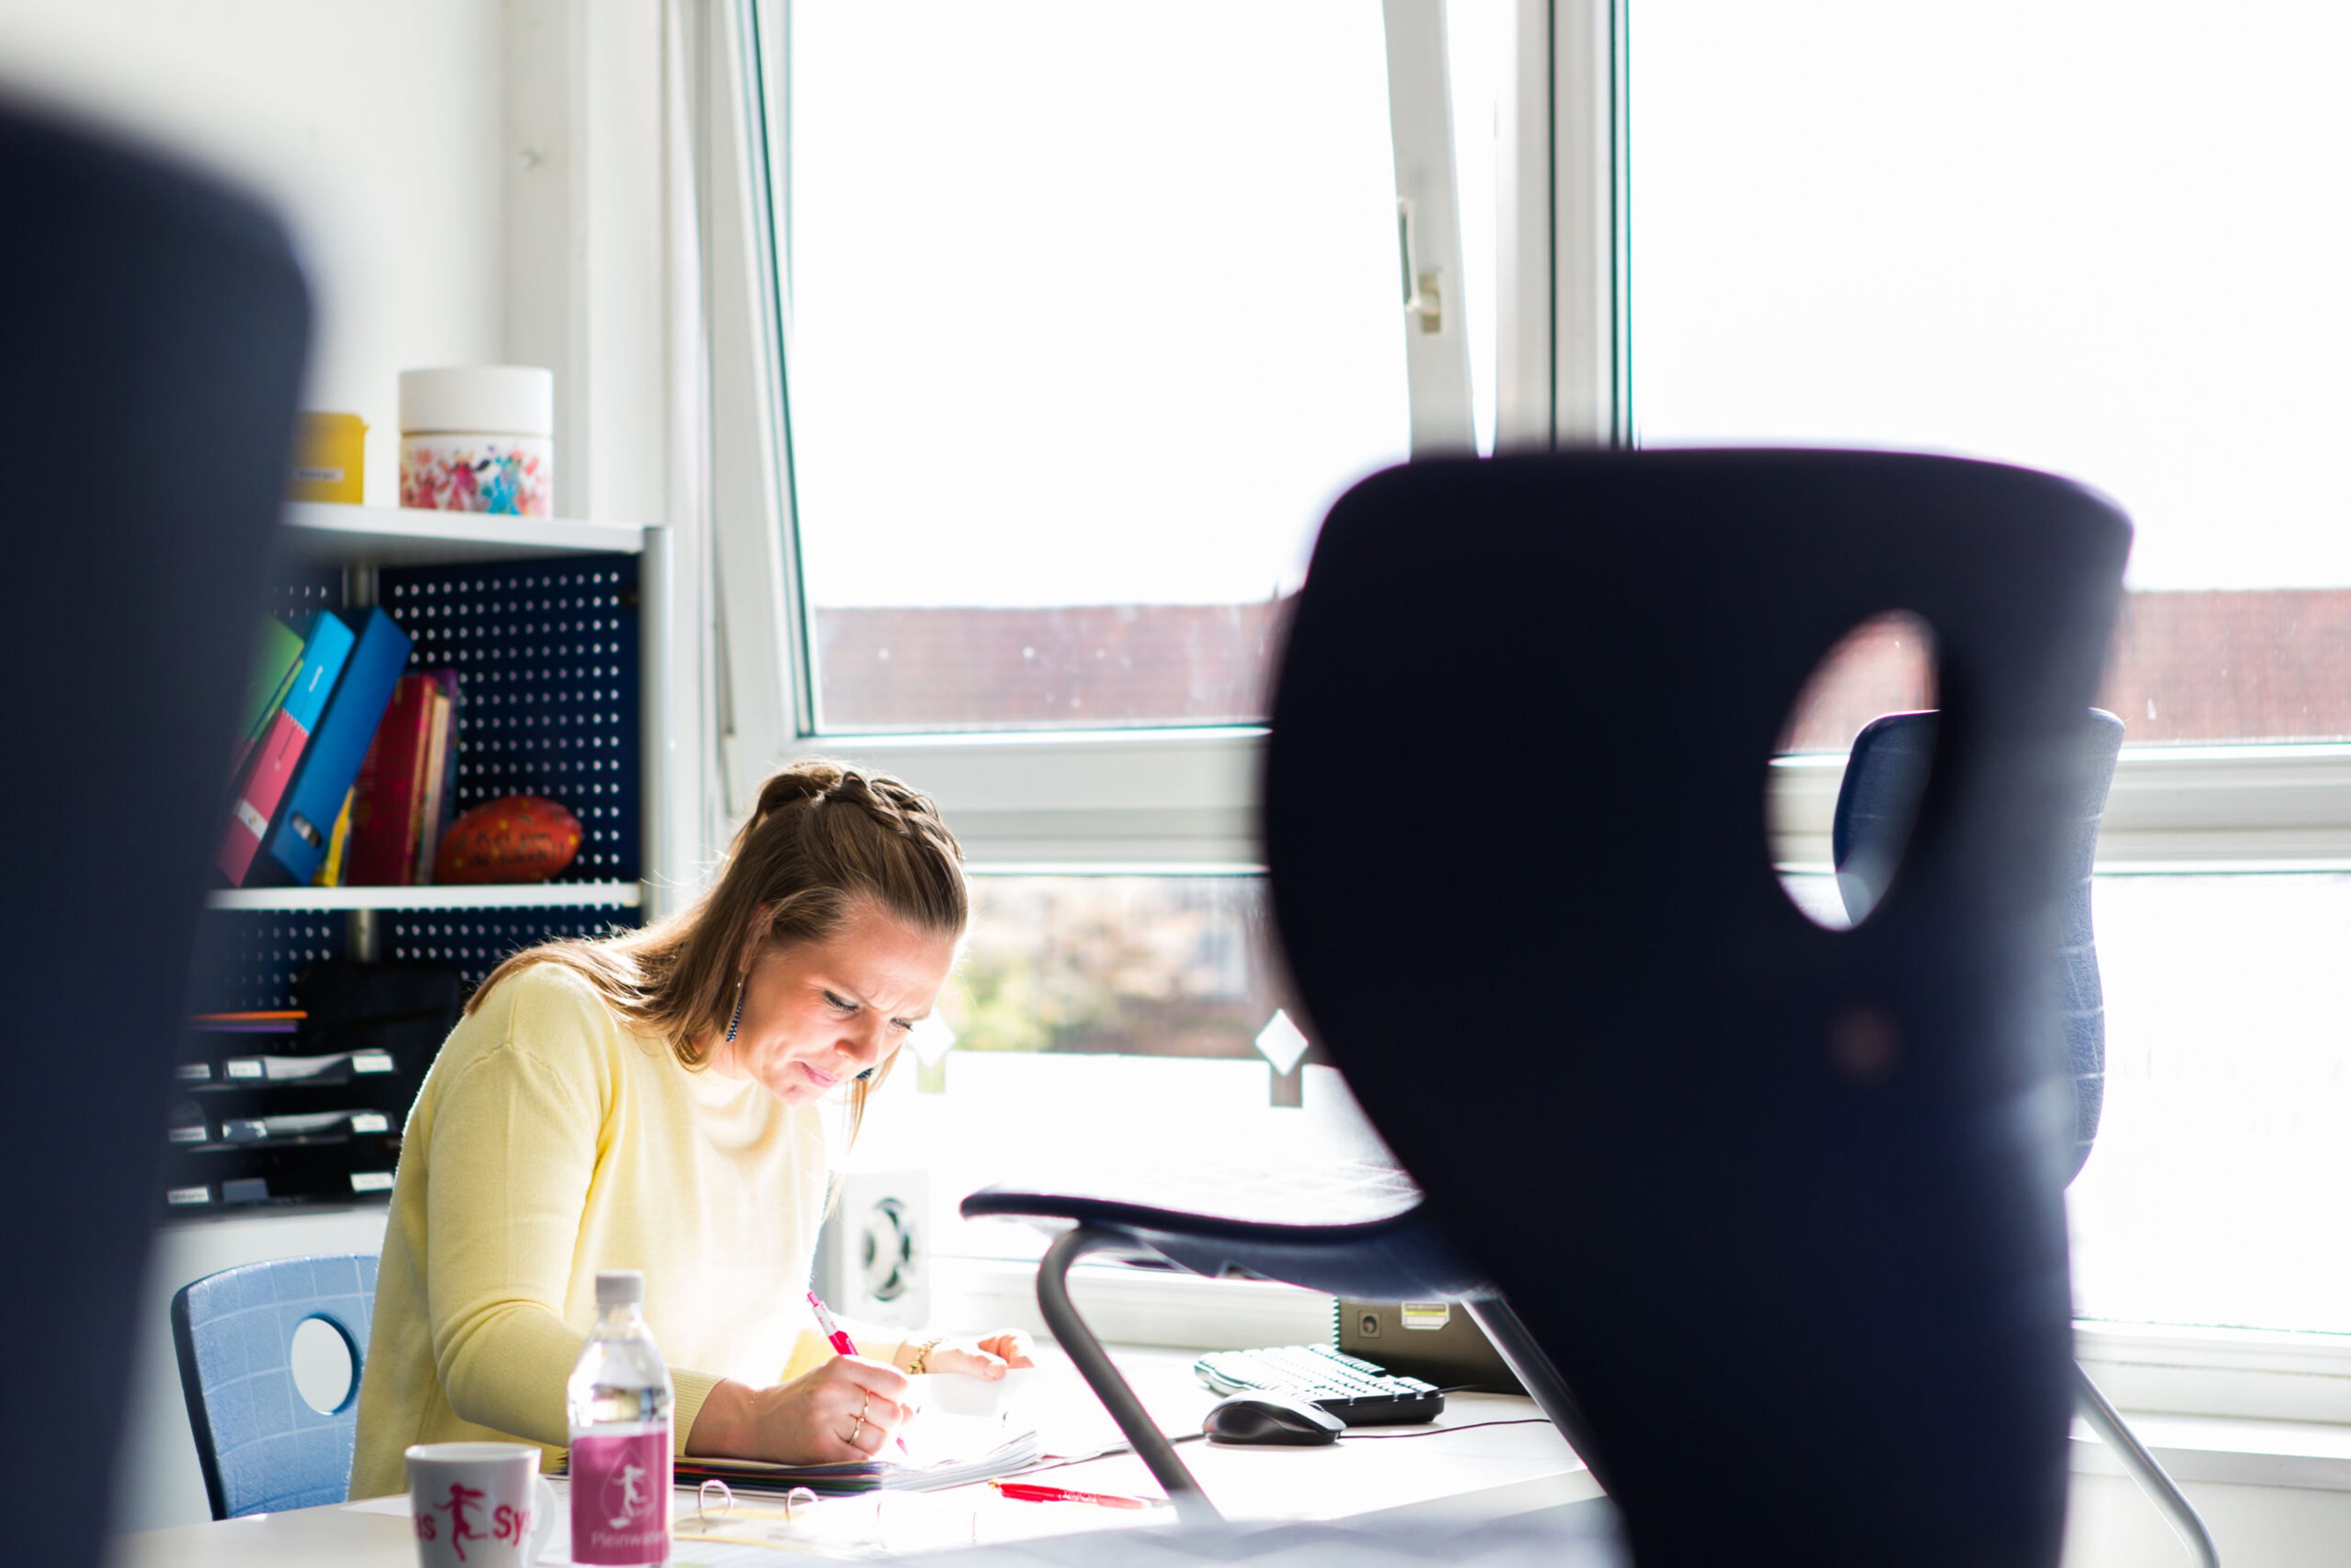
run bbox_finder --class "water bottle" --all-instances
[566,1269,673,1566]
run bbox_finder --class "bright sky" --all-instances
[781,2,2351,607]
[782,2,1411,610]
[1631,1,2351,591]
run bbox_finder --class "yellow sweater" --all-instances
[349,962,895,1498]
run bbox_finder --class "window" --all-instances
[727,0,1495,1282]
[1633,1,2351,746]
[770,1,1422,734]
[1632,0,2351,1345]
[843,874,1403,1264]
[713,0,2347,1394]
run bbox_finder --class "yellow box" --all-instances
[290,411,367,503]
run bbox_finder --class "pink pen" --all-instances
[807,1289,910,1456]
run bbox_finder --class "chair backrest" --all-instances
[171,1253,381,1519]
[1263,450,2129,1568]
[1834,708,2126,1182]
[0,105,308,1563]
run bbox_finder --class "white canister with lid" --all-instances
[399,366,555,516]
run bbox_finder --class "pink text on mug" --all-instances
[568,1430,670,1565]
[412,1481,539,1564]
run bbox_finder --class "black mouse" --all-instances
[1201,1392,1345,1446]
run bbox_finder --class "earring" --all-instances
[855,1067,874,1083]
[724,977,746,1045]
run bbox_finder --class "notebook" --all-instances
[656,1427,1041,1498]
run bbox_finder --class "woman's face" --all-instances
[712,898,958,1105]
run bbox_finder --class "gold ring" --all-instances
[850,1413,865,1445]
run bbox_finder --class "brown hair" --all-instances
[468,760,967,1136]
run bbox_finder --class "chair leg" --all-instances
[1461,1294,1614,1495]
[1034,1225,1221,1526]
[2074,1360,2220,1568]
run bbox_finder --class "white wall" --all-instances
[0,0,508,506]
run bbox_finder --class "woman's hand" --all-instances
[911,1329,1036,1380]
[685,1356,911,1463]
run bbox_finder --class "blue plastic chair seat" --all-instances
[170,1252,380,1519]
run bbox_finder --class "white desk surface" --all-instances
[107,1348,1599,1566]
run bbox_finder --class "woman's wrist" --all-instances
[898,1336,943,1376]
[683,1376,758,1457]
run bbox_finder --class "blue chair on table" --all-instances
[1834,708,2219,1567]
[171,1254,381,1519]
[964,448,2130,1568]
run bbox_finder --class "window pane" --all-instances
[1632,2,2351,745]
[1774,870,2351,1334]
[2069,873,2351,1334]
[844,874,1399,1261]
[774,2,1409,732]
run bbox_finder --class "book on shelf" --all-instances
[414,675,457,880]
[218,610,355,885]
[260,606,413,886]
[345,672,438,885]
[231,617,307,782]
[315,787,356,887]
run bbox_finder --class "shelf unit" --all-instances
[227,501,673,967]
[171,501,677,1217]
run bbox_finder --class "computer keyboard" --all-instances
[1193,1343,1445,1425]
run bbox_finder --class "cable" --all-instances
[1338,1418,1553,1440]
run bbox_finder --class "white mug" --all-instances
[405,1442,558,1568]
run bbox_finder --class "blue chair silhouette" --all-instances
[1834,708,2219,1567]
[970,448,2130,1567]
[0,102,308,1566]
[170,1253,380,1519]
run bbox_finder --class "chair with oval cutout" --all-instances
[1832,707,2219,1567]
[170,1253,380,1519]
[967,448,2130,1567]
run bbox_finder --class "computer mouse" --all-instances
[1201,1391,1345,1446]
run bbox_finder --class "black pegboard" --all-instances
[184,911,349,1014]
[386,907,643,992]
[265,565,347,625]
[184,906,648,1013]
[378,555,640,883]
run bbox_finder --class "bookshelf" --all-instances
[171,501,679,1218]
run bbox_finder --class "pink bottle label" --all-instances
[569,1431,670,1565]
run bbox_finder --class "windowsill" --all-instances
[931,1255,2351,1493]
[2073,1414,2351,1492]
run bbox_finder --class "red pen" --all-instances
[806,1289,911,1457]
[991,1480,1166,1510]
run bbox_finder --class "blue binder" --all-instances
[263,606,414,885]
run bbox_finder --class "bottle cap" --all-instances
[595,1269,645,1307]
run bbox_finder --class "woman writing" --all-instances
[350,762,1030,1496]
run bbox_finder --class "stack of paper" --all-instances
[666,1428,1041,1498]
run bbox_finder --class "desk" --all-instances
[107,1349,1600,1566]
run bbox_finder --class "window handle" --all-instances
[1397,197,1445,334]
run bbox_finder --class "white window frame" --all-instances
[713,0,1488,842]
[705,0,2351,1428]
